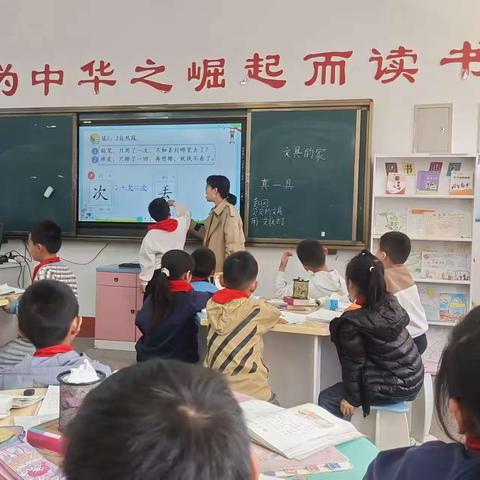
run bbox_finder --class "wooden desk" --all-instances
[0,388,47,426]
[200,317,341,408]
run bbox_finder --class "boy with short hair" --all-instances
[28,219,78,295]
[205,251,280,402]
[0,220,78,366]
[376,231,428,354]
[63,359,257,480]
[191,247,217,293]
[139,199,190,295]
[0,280,111,388]
[275,239,348,301]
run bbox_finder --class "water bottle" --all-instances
[329,293,339,312]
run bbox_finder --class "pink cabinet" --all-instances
[95,268,143,342]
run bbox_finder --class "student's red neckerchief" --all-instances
[212,289,249,305]
[169,280,193,292]
[34,344,74,357]
[32,257,61,281]
[466,435,480,452]
[147,219,178,232]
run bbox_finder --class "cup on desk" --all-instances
[56,370,106,432]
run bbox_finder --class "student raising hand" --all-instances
[279,251,294,272]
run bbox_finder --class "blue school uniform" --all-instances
[191,279,218,294]
[136,289,211,363]
[365,441,480,480]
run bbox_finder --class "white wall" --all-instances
[2,0,480,317]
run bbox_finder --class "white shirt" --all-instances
[275,269,349,302]
[138,203,190,287]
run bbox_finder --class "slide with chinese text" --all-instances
[78,122,242,223]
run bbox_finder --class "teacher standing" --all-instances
[191,175,245,271]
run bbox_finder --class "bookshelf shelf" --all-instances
[372,154,476,339]
[414,279,470,285]
[372,235,472,243]
[428,321,457,327]
[375,194,474,199]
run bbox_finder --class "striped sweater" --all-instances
[36,262,78,298]
[0,261,78,367]
[205,297,280,401]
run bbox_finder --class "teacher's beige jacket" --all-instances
[191,199,245,271]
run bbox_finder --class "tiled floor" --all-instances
[74,337,452,442]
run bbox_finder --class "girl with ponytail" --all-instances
[319,250,424,419]
[135,250,212,363]
[190,175,245,272]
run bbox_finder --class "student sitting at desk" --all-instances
[0,220,78,367]
[63,359,258,480]
[136,250,212,363]
[318,250,423,418]
[205,251,280,403]
[0,280,111,389]
[365,307,480,480]
[139,198,190,296]
[275,239,348,301]
[376,231,429,355]
[191,247,218,293]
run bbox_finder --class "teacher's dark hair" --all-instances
[207,175,237,206]
[64,359,253,480]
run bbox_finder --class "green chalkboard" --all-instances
[0,114,75,234]
[247,108,369,244]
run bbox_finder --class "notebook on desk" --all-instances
[241,400,362,461]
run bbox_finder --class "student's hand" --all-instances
[279,251,293,272]
[2,294,20,313]
[340,399,355,417]
[141,284,147,293]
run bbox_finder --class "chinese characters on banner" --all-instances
[0,42,478,96]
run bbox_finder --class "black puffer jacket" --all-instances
[330,294,424,415]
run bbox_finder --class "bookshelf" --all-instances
[371,154,476,331]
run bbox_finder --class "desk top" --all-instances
[0,261,21,270]
[312,438,378,480]
[0,388,377,477]
[97,264,140,274]
[0,388,47,426]
[200,318,329,337]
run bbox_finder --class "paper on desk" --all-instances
[14,414,58,431]
[240,399,283,423]
[306,308,338,323]
[0,284,24,296]
[37,386,60,416]
[280,312,307,324]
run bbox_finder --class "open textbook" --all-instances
[241,400,362,460]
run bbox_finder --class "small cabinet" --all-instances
[95,269,143,343]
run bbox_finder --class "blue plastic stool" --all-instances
[352,401,411,450]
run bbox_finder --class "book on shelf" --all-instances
[385,173,406,195]
[429,161,443,173]
[421,251,470,281]
[449,171,473,196]
[416,171,440,194]
[419,286,440,323]
[447,162,462,177]
[385,162,398,174]
[240,400,362,461]
[439,293,467,323]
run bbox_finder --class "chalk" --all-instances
[43,186,54,198]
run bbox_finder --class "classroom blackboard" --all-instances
[247,108,369,244]
[0,114,75,234]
